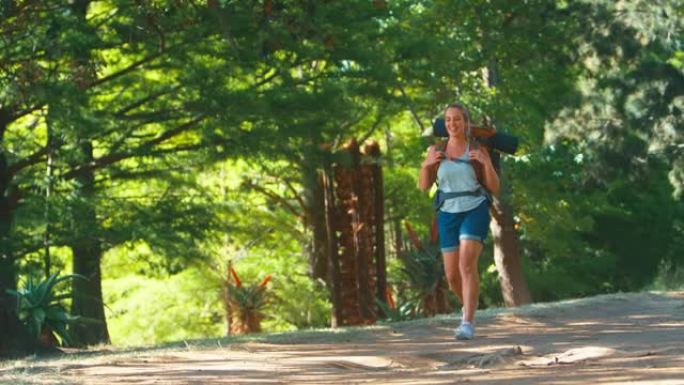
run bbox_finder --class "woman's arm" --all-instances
[419,163,437,191]
[419,145,443,191]
[470,147,500,196]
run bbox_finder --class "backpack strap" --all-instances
[435,139,447,155]
[433,187,488,210]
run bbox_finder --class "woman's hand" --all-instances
[422,145,445,168]
[470,147,500,195]
[469,148,492,168]
[419,145,442,191]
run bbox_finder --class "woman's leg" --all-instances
[437,210,464,306]
[442,249,463,305]
[459,239,483,323]
[458,200,490,324]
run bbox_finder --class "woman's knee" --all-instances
[445,270,461,289]
[459,260,477,277]
[442,254,460,290]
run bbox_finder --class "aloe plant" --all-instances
[376,298,418,322]
[6,273,87,346]
[398,222,454,316]
[224,267,272,335]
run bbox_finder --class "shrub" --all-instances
[7,273,86,346]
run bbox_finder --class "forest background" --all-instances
[0,0,682,348]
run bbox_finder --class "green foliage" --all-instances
[477,252,505,309]
[6,273,86,346]
[547,0,683,196]
[103,269,224,346]
[1,0,682,349]
[508,140,684,300]
[267,275,331,331]
[397,241,443,302]
[390,224,456,317]
[229,248,332,331]
[376,298,417,323]
[649,260,684,291]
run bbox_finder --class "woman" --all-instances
[419,103,499,340]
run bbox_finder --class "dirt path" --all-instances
[2,291,684,384]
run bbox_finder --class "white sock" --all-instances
[461,307,470,322]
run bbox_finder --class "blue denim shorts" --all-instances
[437,200,490,252]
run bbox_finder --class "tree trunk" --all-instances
[364,142,388,316]
[229,311,261,335]
[383,128,404,259]
[0,171,14,294]
[0,142,56,357]
[69,141,110,346]
[333,139,377,325]
[302,163,329,282]
[349,140,375,323]
[322,164,343,327]
[485,56,532,307]
[66,0,109,346]
[333,149,362,325]
[490,197,532,306]
[0,111,32,358]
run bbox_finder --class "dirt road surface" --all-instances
[2,291,683,384]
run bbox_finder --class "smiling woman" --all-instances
[418,102,500,341]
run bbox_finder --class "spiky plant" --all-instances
[399,222,454,316]
[224,266,272,335]
[6,273,86,346]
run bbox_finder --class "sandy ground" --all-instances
[2,291,684,385]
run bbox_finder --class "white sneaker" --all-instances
[454,321,475,340]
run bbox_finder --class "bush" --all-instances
[7,273,86,346]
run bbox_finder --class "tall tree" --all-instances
[0,1,239,348]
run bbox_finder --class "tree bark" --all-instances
[0,150,14,294]
[0,111,28,358]
[0,115,58,358]
[490,196,532,306]
[485,56,532,307]
[69,141,110,346]
[333,139,379,325]
[301,163,328,282]
[364,142,387,315]
[322,163,343,327]
[66,0,110,346]
[349,140,375,323]
[383,128,404,259]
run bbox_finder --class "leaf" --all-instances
[229,266,242,287]
[33,273,59,306]
[259,274,272,288]
[49,322,72,347]
[45,305,70,322]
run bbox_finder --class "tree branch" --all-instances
[397,84,427,134]
[115,87,180,117]
[86,51,165,90]
[242,179,302,219]
[282,177,307,214]
[61,114,207,180]
[359,115,383,144]
[8,147,48,176]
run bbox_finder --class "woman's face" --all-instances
[445,107,466,137]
